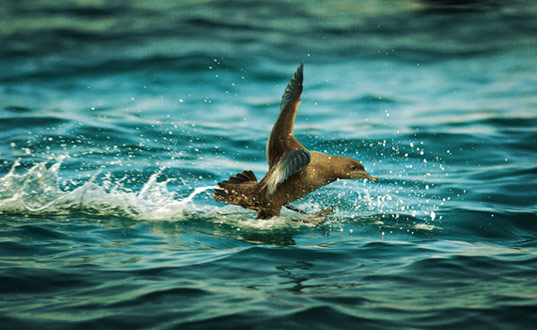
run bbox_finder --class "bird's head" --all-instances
[333,156,380,183]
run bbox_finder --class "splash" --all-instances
[0,159,443,233]
[0,159,213,221]
[0,159,334,228]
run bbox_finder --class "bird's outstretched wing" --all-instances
[264,149,311,198]
[266,63,306,168]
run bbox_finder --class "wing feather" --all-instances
[266,63,305,168]
[265,149,310,198]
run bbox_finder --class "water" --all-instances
[1,0,537,328]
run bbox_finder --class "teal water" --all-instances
[1,1,537,329]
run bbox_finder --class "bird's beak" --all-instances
[365,174,380,183]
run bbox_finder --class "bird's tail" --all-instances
[214,170,259,209]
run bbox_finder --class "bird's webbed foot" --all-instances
[290,206,334,224]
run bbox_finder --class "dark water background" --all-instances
[1,0,537,329]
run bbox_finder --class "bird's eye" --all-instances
[351,166,357,170]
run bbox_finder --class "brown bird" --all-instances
[214,63,379,220]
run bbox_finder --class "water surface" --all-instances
[1,1,537,329]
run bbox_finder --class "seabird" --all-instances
[214,63,379,220]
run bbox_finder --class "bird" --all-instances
[214,63,379,220]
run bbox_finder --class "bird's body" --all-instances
[214,63,379,219]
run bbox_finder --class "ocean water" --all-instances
[1,0,537,328]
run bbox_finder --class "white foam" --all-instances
[0,159,212,221]
[412,223,439,231]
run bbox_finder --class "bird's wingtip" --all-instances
[292,62,303,83]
